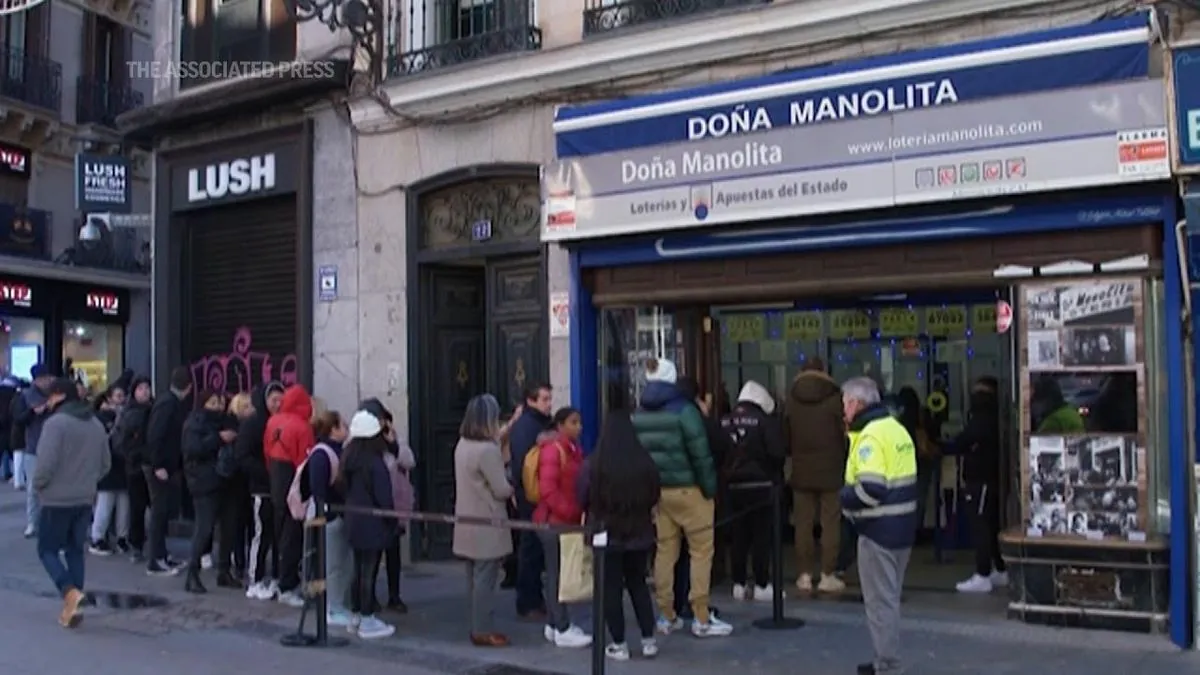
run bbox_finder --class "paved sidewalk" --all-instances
[0,484,1195,674]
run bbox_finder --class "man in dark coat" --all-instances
[508,383,553,620]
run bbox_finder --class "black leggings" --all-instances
[729,489,771,588]
[603,548,656,644]
[217,483,248,574]
[351,549,383,616]
[385,536,402,602]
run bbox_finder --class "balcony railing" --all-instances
[583,0,770,37]
[76,76,145,128]
[388,0,541,77]
[0,44,62,112]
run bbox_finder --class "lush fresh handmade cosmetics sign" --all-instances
[542,80,1169,242]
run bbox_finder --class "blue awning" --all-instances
[554,13,1151,158]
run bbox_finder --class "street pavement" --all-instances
[0,484,1196,674]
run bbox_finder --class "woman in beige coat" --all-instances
[453,393,516,647]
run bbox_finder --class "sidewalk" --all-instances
[0,483,1194,674]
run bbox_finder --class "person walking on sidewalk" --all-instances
[145,367,192,575]
[15,364,55,538]
[631,358,731,638]
[784,357,849,595]
[32,377,110,628]
[839,377,918,675]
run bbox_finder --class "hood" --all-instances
[790,370,840,404]
[55,399,94,421]
[279,384,313,421]
[737,380,775,415]
[359,397,393,423]
[640,380,682,411]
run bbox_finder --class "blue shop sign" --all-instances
[1174,46,1200,168]
[554,14,1151,158]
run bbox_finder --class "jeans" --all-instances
[538,530,572,632]
[653,487,715,623]
[515,529,545,614]
[0,447,11,479]
[467,558,501,635]
[91,490,130,542]
[603,548,656,644]
[37,505,91,595]
[127,469,150,552]
[24,454,40,529]
[12,449,24,488]
[145,469,180,563]
[325,518,354,612]
[188,495,218,574]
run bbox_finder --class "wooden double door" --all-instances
[416,256,546,559]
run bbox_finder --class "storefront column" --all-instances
[568,248,598,452]
[1165,195,1192,649]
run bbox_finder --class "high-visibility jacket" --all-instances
[841,404,918,550]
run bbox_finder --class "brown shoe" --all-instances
[470,633,510,647]
[59,588,85,628]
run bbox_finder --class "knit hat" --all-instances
[348,410,382,439]
[645,358,677,385]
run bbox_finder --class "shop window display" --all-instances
[0,315,44,380]
[62,321,123,394]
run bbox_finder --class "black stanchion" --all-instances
[751,483,804,631]
[590,530,607,675]
[281,500,350,648]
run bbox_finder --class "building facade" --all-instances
[0,0,155,388]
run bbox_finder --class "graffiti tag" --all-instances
[190,326,297,394]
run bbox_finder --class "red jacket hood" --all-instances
[279,385,312,421]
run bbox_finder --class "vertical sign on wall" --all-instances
[1171,45,1200,173]
[318,265,338,302]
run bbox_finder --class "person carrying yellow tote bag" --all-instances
[557,530,594,603]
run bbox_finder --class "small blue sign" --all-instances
[471,219,492,242]
[318,264,338,302]
[1174,46,1200,168]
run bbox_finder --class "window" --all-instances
[0,315,43,381]
[62,321,123,396]
[180,0,295,88]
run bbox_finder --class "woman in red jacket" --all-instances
[534,407,591,648]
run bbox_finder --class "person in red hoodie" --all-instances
[263,384,315,607]
[534,407,592,649]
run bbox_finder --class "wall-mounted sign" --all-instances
[75,154,132,214]
[1172,45,1200,172]
[317,265,337,302]
[171,143,298,211]
[0,142,30,178]
[86,291,120,316]
[0,280,32,307]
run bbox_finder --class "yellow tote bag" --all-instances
[557,532,594,603]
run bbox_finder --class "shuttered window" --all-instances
[180,196,297,374]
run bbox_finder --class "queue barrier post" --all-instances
[280,499,350,648]
[590,529,608,675]
[751,482,804,631]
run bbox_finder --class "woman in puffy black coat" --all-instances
[181,390,237,593]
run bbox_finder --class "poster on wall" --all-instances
[1018,276,1148,543]
[549,291,570,338]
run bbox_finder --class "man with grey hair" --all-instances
[838,377,917,675]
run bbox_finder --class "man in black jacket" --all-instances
[144,366,192,576]
[115,376,153,562]
[236,382,283,599]
[508,383,553,620]
[949,376,1006,594]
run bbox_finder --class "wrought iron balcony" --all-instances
[76,76,145,128]
[583,0,770,37]
[0,44,62,113]
[388,0,541,77]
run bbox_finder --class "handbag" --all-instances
[557,531,594,603]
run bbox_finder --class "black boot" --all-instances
[387,597,408,614]
[185,571,207,594]
[215,571,241,589]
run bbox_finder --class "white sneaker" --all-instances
[266,579,280,597]
[692,615,733,637]
[327,609,354,627]
[543,625,555,642]
[605,643,630,661]
[732,584,747,600]
[22,524,34,538]
[990,571,1009,588]
[795,573,813,592]
[955,574,994,594]
[656,616,684,634]
[641,637,658,658]
[346,614,362,634]
[817,574,846,593]
[753,585,780,602]
[277,590,305,607]
[553,625,592,648]
[356,615,395,640]
[200,554,213,570]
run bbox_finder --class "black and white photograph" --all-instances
[1060,326,1137,368]
[1068,511,1090,535]
[1057,280,1137,327]
[1024,286,1062,329]
[1030,503,1068,534]
[1061,435,1141,538]
[1030,436,1067,480]
[1027,330,1061,370]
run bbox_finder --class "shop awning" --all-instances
[552,13,1151,159]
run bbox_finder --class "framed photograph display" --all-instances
[1018,277,1147,542]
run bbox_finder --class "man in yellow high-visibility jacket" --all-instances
[839,377,918,675]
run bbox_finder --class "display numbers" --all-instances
[877,307,918,337]
[926,306,966,336]
[972,304,996,333]
[725,314,765,342]
[783,311,822,340]
[828,310,870,339]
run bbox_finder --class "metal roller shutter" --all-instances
[181,197,297,374]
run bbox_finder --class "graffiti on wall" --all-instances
[190,326,298,395]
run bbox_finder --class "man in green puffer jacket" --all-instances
[632,358,732,638]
